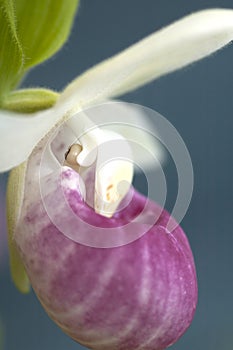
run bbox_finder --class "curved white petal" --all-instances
[0,107,63,172]
[97,102,165,170]
[67,102,165,170]
[58,9,233,108]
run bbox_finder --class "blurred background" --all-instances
[1,0,233,349]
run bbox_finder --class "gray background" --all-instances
[1,0,233,349]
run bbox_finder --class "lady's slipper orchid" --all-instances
[1,8,233,350]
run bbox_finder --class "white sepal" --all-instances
[58,9,233,109]
[0,107,63,172]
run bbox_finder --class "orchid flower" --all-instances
[1,7,233,350]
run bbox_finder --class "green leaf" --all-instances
[0,0,78,104]
[14,0,79,69]
[7,162,30,294]
[2,88,59,113]
[0,0,24,101]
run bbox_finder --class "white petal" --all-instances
[58,9,233,108]
[97,102,165,170]
[66,104,164,170]
[0,107,63,172]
